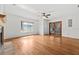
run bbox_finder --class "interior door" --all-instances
[49,21,62,36]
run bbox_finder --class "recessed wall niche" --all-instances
[68,19,72,27]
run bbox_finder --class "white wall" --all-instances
[4,13,39,39]
[62,15,79,39]
[49,13,79,39]
[38,19,49,35]
[43,19,49,34]
[0,5,39,39]
[38,19,44,35]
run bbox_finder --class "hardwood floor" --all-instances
[1,35,79,55]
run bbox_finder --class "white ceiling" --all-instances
[3,4,78,20]
[22,4,79,18]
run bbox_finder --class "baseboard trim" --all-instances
[4,35,79,42]
[4,35,34,42]
[62,36,79,40]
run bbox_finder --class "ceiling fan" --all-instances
[42,13,51,18]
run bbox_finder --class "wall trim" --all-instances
[4,35,34,42]
[62,35,79,40]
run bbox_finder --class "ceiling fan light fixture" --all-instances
[46,14,51,16]
[42,13,45,16]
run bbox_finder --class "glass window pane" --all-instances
[21,22,33,32]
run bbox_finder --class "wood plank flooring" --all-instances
[1,35,79,55]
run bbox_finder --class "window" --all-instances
[68,19,72,27]
[21,21,33,33]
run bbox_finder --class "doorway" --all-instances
[49,21,62,36]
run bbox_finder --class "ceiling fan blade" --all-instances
[42,13,46,16]
[45,16,48,18]
[46,14,51,16]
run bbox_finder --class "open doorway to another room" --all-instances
[49,21,62,36]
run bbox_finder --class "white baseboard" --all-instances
[62,35,79,39]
